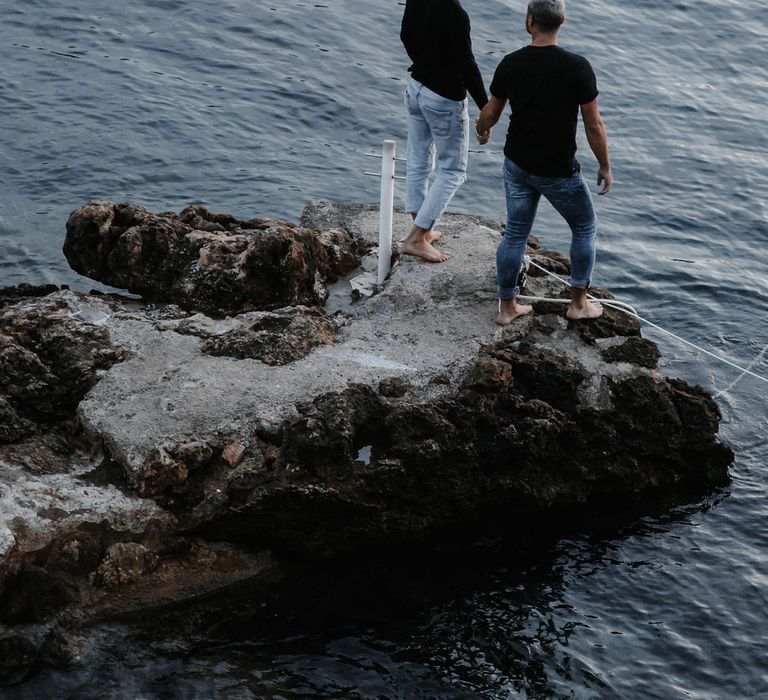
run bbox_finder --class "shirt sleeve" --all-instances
[575,58,599,105]
[449,8,488,110]
[490,57,511,99]
[400,0,416,63]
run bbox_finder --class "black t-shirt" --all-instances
[401,0,488,110]
[490,45,598,177]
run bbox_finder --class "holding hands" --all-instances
[474,119,491,145]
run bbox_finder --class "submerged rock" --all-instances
[0,202,733,677]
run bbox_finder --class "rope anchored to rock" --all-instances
[518,255,768,398]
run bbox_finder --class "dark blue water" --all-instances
[2,0,767,697]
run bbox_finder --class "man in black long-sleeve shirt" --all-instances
[400,0,489,263]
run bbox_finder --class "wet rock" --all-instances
[64,202,363,316]
[491,342,587,413]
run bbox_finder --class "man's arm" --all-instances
[400,1,416,62]
[449,9,488,110]
[475,96,507,144]
[580,99,613,195]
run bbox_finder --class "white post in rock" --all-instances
[377,139,396,285]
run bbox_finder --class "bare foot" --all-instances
[400,229,443,244]
[401,239,452,263]
[566,301,603,320]
[495,299,533,326]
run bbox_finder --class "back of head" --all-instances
[527,0,566,32]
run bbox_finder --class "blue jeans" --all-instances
[497,158,597,299]
[404,78,469,231]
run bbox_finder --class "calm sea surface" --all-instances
[1,0,767,697]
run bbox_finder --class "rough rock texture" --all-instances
[64,202,363,315]
[89,542,159,588]
[0,293,128,445]
[601,335,662,369]
[173,305,339,363]
[0,203,733,677]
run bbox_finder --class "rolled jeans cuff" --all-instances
[569,276,591,289]
[497,284,519,300]
[413,213,437,231]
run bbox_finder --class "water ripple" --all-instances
[1,0,767,697]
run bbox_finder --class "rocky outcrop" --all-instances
[64,202,363,316]
[171,305,340,363]
[0,202,733,680]
[0,292,128,447]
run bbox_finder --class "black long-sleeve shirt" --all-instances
[400,0,488,110]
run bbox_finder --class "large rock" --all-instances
[63,202,363,315]
[0,203,732,675]
[0,292,127,446]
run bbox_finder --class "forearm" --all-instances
[585,119,610,169]
[464,63,489,111]
[451,13,488,110]
[476,97,506,134]
[580,99,612,194]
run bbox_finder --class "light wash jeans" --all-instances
[497,157,597,299]
[404,77,469,232]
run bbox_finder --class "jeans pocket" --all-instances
[421,103,459,138]
[405,88,421,116]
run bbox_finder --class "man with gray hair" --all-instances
[476,0,613,324]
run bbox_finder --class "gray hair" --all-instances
[527,0,565,32]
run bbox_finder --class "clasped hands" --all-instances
[474,118,491,145]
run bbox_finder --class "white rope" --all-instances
[524,256,768,390]
[518,294,639,316]
[712,342,768,399]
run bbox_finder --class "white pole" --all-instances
[377,140,396,285]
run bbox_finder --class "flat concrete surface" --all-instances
[75,206,523,476]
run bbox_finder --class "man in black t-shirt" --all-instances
[476,0,613,325]
[400,0,488,263]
